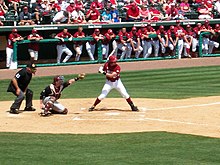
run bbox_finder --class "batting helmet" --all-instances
[53,75,64,83]
[159,25,164,29]
[95,28,100,33]
[186,24,191,28]
[32,29,37,33]
[215,24,220,28]
[108,55,117,63]
[205,20,209,24]
[12,28,18,33]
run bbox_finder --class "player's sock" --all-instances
[94,98,101,106]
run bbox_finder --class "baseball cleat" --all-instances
[131,106,139,111]
[88,106,95,111]
[10,108,19,114]
[24,106,36,111]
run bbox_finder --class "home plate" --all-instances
[73,117,83,120]
[80,108,86,111]
[105,112,120,116]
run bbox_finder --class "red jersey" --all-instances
[86,9,100,20]
[91,1,103,9]
[137,28,146,40]
[129,31,140,42]
[73,31,85,45]
[7,33,22,49]
[185,30,195,39]
[28,34,42,51]
[56,32,72,45]
[167,29,178,40]
[174,26,185,38]
[193,26,202,38]
[103,62,120,82]
[117,31,130,43]
[90,33,103,45]
[102,33,116,45]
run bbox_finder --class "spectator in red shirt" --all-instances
[198,1,213,19]
[73,26,85,61]
[165,3,180,20]
[126,3,140,21]
[91,0,103,10]
[27,29,43,62]
[75,0,85,12]
[149,5,164,21]
[86,3,100,23]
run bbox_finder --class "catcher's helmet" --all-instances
[53,75,64,83]
[12,28,17,33]
[108,55,117,63]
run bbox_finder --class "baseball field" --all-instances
[0,58,220,164]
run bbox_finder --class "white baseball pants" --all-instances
[56,44,73,63]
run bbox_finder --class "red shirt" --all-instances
[66,5,75,13]
[137,28,146,40]
[118,31,130,43]
[149,8,161,20]
[56,32,72,45]
[7,33,22,49]
[28,34,42,51]
[102,33,116,45]
[90,32,103,45]
[73,31,85,45]
[86,9,100,20]
[174,26,186,38]
[129,31,140,42]
[166,8,178,17]
[126,6,140,19]
[167,29,178,39]
[103,62,120,82]
[91,1,103,9]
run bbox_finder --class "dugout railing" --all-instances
[14,34,178,68]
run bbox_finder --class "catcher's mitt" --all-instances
[78,73,86,80]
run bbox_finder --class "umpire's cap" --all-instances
[27,63,36,69]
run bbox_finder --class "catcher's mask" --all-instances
[53,75,64,84]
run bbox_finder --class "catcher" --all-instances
[39,73,85,116]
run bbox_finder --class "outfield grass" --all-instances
[0,132,220,165]
[1,66,220,101]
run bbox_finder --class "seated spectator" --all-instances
[179,0,191,13]
[214,0,220,14]
[110,5,120,22]
[8,0,19,13]
[0,1,8,20]
[149,5,164,21]
[53,10,70,24]
[197,2,213,19]
[139,5,151,21]
[18,6,35,25]
[91,0,103,10]
[55,0,69,11]
[66,0,75,14]
[126,2,140,21]
[71,6,86,23]
[165,3,180,20]
[86,3,100,23]
[75,0,85,12]
[101,8,112,23]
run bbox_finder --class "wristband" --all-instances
[74,77,79,81]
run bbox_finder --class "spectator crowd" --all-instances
[0,0,219,25]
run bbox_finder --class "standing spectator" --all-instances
[116,27,132,59]
[167,25,178,56]
[86,28,104,61]
[88,55,138,112]
[18,6,35,25]
[55,28,73,63]
[129,27,143,58]
[71,6,86,23]
[110,5,120,22]
[101,8,112,23]
[126,2,140,21]
[27,29,43,63]
[73,26,85,61]
[7,63,37,114]
[86,3,100,23]
[102,29,116,59]
[6,28,24,69]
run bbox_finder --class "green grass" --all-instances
[1,65,220,101]
[0,132,220,165]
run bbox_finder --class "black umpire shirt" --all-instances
[7,68,32,93]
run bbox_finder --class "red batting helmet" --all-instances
[12,28,17,33]
[108,55,117,63]
[215,24,220,28]
[53,75,64,84]
[159,25,164,29]
[32,29,37,33]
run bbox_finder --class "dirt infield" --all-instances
[0,57,220,138]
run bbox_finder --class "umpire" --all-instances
[7,63,37,114]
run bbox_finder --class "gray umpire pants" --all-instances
[10,89,33,110]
